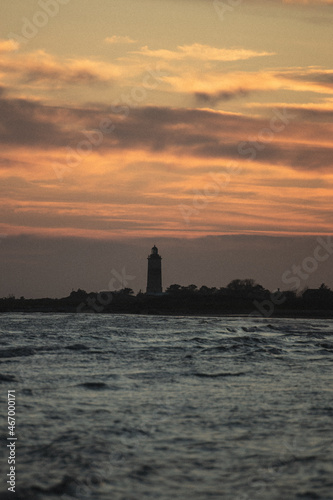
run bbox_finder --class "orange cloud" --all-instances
[0,69,332,239]
[105,35,137,44]
[0,39,19,53]
[1,90,332,172]
[1,139,333,240]
[247,101,333,122]
[0,48,122,89]
[134,43,274,62]
[165,67,333,100]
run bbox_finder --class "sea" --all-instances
[0,313,332,500]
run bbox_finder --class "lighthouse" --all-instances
[146,245,162,294]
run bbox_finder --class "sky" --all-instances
[0,0,333,298]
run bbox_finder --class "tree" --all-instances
[227,279,257,291]
[119,288,134,296]
[166,284,182,294]
[70,289,87,298]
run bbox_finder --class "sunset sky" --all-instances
[1,0,333,298]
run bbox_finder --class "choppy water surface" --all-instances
[0,314,332,500]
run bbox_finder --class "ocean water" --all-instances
[0,313,332,500]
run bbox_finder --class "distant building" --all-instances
[302,287,333,305]
[146,245,162,294]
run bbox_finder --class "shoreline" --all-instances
[1,309,333,320]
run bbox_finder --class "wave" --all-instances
[0,346,36,358]
[78,382,108,389]
[0,373,17,382]
[65,343,90,351]
[193,371,247,378]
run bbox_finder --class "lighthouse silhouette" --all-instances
[146,245,162,294]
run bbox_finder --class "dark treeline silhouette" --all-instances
[1,280,332,317]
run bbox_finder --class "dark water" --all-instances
[0,314,332,500]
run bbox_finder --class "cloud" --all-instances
[167,67,333,102]
[105,35,137,44]
[249,102,333,122]
[0,87,332,173]
[133,43,274,62]
[0,49,121,88]
[279,68,333,91]
[0,94,78,148]
[0,39,19,53]
[195,88,250,105]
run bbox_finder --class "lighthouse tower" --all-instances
[146,245,162,294]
